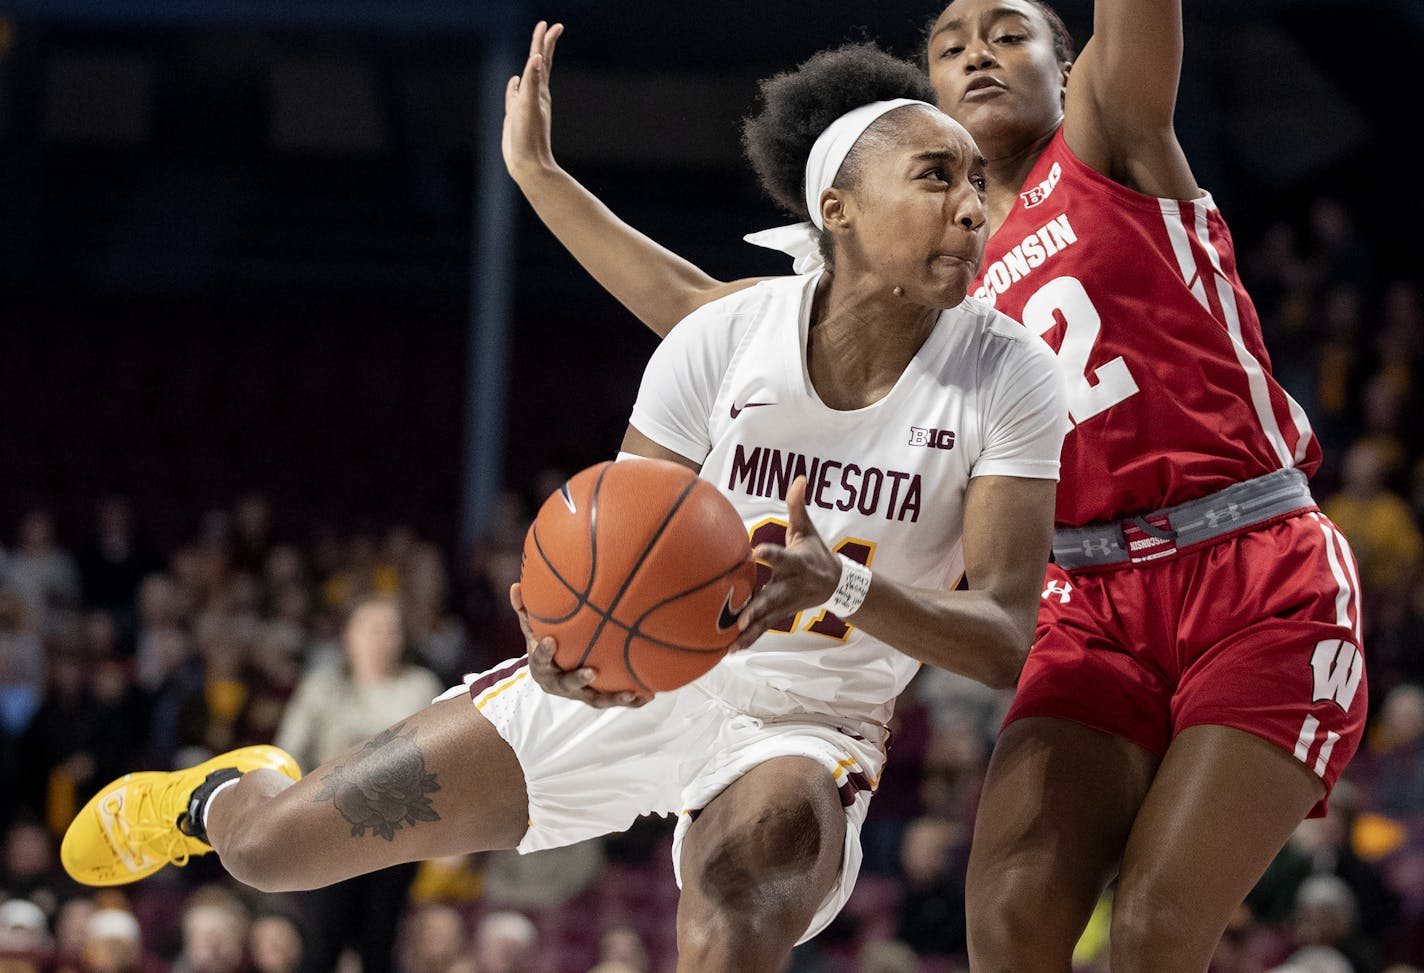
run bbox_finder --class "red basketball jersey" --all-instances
[971,128,1320,527]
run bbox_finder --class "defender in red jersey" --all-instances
[969,129,1321,527]
[502,2,1365,969]
[926,4,1364,967]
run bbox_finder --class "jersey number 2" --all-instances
[1021,275,1139,424]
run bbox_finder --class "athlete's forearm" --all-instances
[849,580,1034,690]
[514,164,730,337]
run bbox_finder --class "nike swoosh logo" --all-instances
[98,788,150,871]
[729,401,773,420]
[717,586,753,632]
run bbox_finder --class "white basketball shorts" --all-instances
[436,656,889,944]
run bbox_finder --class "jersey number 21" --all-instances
[749,518,874,642]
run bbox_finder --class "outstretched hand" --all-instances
[731,477,841,651]
[502,20,564,185]
[509,582,651,709]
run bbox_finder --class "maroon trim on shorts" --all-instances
[466,657,530,701]
[684,765,875,820]
[838,770,874,808]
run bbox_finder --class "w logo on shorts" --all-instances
[1310,638,1364,713]
[1294,638,1365,779]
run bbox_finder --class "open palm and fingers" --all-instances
[502,20,563,183]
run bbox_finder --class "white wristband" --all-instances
[825,554,872,618]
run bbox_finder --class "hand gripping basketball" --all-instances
[732,477,842,652]
[518,458,755,695]
[511,582,652,708]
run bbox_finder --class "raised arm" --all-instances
[503,22,769,337]
[1063,0,1198,199]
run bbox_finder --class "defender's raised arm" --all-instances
[502,21,767,336]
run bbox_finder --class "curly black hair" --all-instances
[741,42,937,224]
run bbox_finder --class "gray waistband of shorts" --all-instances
[1052,468,1314,570]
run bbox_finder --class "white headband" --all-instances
[745,98,935,274]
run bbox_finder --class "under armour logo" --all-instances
[1081,537,1115,557]
[1203,503,1242,529]
[1042,580,1073,604]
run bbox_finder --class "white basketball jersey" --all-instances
[629,272,1065,725]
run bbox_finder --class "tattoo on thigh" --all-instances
[314,724,442,841]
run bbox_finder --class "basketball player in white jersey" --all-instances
[503,8,1368,969]
[61,43,1067,972]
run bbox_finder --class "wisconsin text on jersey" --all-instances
[727,444,924,522]
[972,213,1078,307]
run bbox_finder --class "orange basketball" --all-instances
[519,458,755,694]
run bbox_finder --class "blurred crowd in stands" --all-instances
[2,194,1423,973]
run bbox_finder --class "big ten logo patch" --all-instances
[1020,162,1062,209]
[909,427,956,450]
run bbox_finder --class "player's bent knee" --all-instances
[679,858,822,973]
[696,800,829,908]
[677,760,844,970]
[684,764,842,918]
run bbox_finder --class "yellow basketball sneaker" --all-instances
[60,745,301,887]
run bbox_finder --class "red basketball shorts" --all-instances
[1005,510,1366,816]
